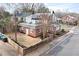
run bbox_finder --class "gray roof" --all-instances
[26,13,51,18]
[18,22,41,29]
[16,12,32,17]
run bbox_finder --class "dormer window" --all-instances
[32,18,39,20]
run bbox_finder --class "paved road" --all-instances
[41,26,79,56]
[0,41,17,56]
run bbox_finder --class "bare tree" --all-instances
[0,6,7,33]
[77,16,79,26]
[13,14,18,42]
[0,6,5,19]
[6,3,50,14]
[40,13,52,39]
[13,10,20,55]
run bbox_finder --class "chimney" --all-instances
[52,11,55,14]
[51,11,55,16]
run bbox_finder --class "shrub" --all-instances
[55,32,60,35]
[61,29,65,32]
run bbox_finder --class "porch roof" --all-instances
[18,23,41,29]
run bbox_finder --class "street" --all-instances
[41,26,79,56]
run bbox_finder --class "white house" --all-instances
[18,13,61,37]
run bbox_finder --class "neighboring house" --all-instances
[18,13,61,37]
[11,11,32,22]
[61,15,77,25]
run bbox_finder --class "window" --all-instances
[32,18,39,20]
[29,22,32,24]
[36,29,41,33]
[35,21,41,24]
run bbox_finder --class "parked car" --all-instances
[0,32,8,42]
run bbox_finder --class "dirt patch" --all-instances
[6,32,42,48]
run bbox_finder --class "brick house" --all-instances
[18,13,61,37]
[61,15,77,25]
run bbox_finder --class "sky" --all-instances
[0,3,79,13]
[45,3,79,13]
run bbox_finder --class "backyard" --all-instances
[5,32,42,48]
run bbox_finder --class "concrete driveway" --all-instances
[0,41,17,56]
